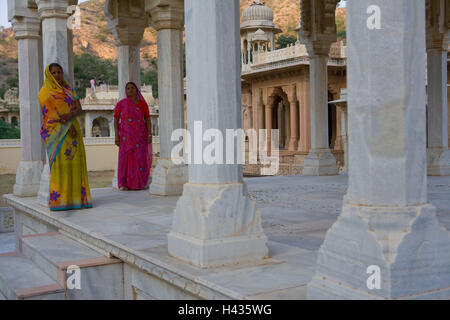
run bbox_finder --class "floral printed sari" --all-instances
[38,65,92,211]
[114,83,152,190]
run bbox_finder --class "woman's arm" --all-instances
[114,117,120,147]
[60,98,82,123]
[146,118,152,144]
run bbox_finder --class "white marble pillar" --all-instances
[308,0,450,300]
[168,0,268,268]
[38,0,72,81]
[426,46,450,175]
[302,53,338,175]
[36,0,74,205]
[148,1,188,196]
[117,46,141,99]
[9,11,45,196]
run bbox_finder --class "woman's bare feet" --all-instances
[119,187,129,191]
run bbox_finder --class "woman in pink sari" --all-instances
[114,82,153,190]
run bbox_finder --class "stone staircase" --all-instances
[0,232,123,300]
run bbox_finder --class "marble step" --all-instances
[20,232,124,299]
[0,252,65,300]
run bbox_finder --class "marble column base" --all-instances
[427,147,450,176]
[302,148,339,176]
[112,166,153,190]
[112,167,119,190]
[37,164,50,207]
[13,161,44,197]
[168,183,268,268]
[149,159,188,196]
[308,203,450,300]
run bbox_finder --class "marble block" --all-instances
[302,148,339,176]
[168,183,268,268]
[427,147,450,176]
[37,163,50,207]
[308,203,450,299]
[149,159,187,196]
[13,161,44,197]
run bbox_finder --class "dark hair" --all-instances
[49,63,63,73]
[125,82,138,90]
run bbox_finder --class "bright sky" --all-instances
[0,0,90,28]
[0,0,346,29]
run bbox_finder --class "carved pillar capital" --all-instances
[106,0,148,46]
[282,85,297,103]
[298,0,339,56]
[11,16,41,40]
[37,0,75,20]
[146,0,184,31]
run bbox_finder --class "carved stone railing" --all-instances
[242,41,347,74]
[0,139,20,147]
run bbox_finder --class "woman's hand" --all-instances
[147,135,152,144]
[115,136,120,147]
[59,113,72,124]
[69,125,77,138]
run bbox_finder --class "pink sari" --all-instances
[115,84,153,190]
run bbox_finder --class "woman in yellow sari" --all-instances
[38,63,92,211]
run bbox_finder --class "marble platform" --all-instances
[2,175,450,300]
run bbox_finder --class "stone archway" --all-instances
[92,117,110,137]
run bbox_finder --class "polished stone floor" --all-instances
[3,175,450,299]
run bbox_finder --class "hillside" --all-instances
[0,0,346,88]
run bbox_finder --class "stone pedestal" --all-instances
[37,161,51,206]
[308,0,450,300]
[14,161,44,197]
[168,0,267,268]
[148,1,187,196]
[168,183,267,268]
[10,12,45,196]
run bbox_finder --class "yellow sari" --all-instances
[38,65,92,211]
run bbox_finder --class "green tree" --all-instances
[0,86,6,99]
[276,35,297,49]
[6,74,19,89]
[141,68,158,99]
[73,53,118,98]
[0,118,20,139]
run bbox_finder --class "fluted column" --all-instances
[147,0,188,196]
[168,0,267,268]
[299,0,338,175]
[308,0,450,300]
[9,1,45,196]
[265,102,273,153]
[302,52,338,175]
[298,79,311,152]
[283,85,299,151]
[426,0,450,176]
